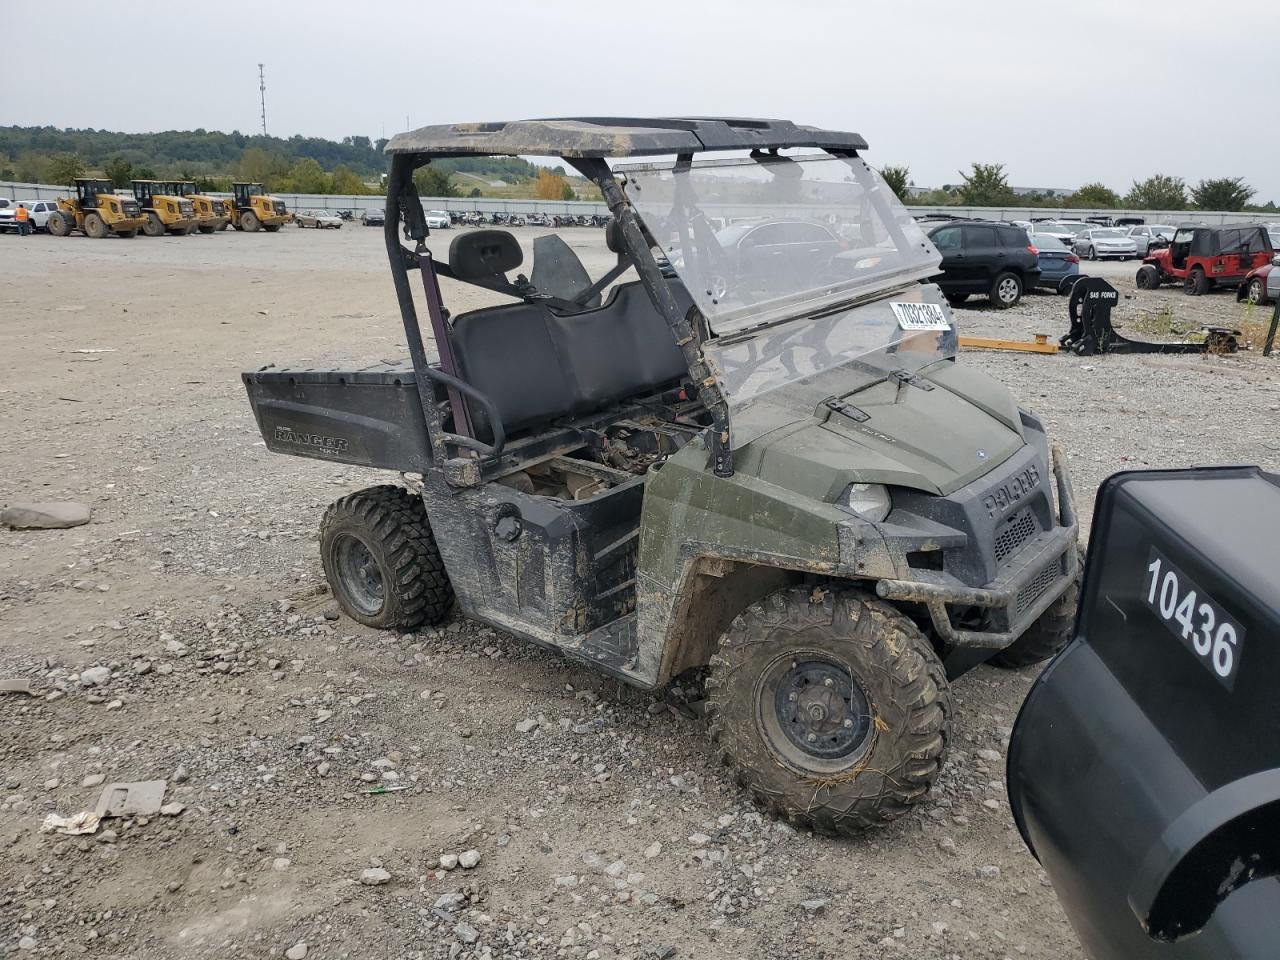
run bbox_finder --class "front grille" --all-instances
[213,201,225,215]
[179,202,194,217]
[122,201,140,217]
[994,509,1038,565]
[1016,560,1061,616]
[273,201,286,215]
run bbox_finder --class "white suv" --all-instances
[0,199,61,232]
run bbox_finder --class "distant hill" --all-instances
[0,125,598,198]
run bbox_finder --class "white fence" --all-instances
[1,180,1270,226]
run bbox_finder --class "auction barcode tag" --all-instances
[890,301,950,331]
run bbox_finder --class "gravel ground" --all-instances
[1,226,1277,960]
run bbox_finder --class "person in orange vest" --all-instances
[14,203,30,236]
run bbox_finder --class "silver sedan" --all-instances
[1073,227,1139,261]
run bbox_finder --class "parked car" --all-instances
[361,208,386,226]
[926,220,1040,308]
[425,210,450,229]
[1072,227,1138,261]
[1028,232,1080,292]
[1236,254,1280,306]
[1137,224,1274,295]
[703,219,844,300]
[1029,222,1078,247]
[0,199,60,233]
[295,210,343,229]
[1126,224,1176,256]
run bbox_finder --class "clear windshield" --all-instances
[622,154,939,333]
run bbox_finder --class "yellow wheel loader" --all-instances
[46,179,148,238]
[174,181,230,233]
[132,180,198,236]
[226,182,291,232]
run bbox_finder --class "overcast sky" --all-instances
[3,0,1277,200]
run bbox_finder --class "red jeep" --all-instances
[1135,224,1273,296]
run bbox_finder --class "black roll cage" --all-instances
[383,145,879,484]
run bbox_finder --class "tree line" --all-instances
[878,163,1275,213]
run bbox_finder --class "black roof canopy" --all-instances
[384,117,868,158]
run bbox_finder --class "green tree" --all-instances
[47,152,84,186]
[957,163,1015,206]
[1065,182,1121,208]
[414,166,457,198]
[468,187,481,198]
[284,157,329,194]
[238,147,287,187]
[1125,174,1186,210]
[1190,177,1254,212]
[878,165,911,203]
[104,156,133,188]
[561,181,577,201]
[328,164,368,195]
[133,166,157,181]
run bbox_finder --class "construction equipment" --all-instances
[226,182,290,232]
[1061,277,1240,355]
[1008,466,1280,958]
[173,181,229,233]
[132,180,197,236]
[46,179,148,239]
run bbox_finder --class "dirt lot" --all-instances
[2,225,1277,960]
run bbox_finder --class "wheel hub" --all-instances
[334,533,385,616]
[773,659,872,761]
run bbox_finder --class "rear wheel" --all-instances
[990,271,1022,309]
[706,587,951,835]
[1246,278,1266,305]
[319,485,453,630]
[1136,264,1161,289]
[47,212,70,237]
[1086,245,1096,261]
[263,223,281,232]
[242,210,261,232]
[142,212,165,237]
[1186,268,1208,296]
[84,212,107,239]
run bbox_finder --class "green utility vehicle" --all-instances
[243,118,1079,834]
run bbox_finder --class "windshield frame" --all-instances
[618,151,941,334]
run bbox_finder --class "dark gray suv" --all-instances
[926,220,1040,308]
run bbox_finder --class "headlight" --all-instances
[836,483,891,522]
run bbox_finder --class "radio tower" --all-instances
[258,64,268,136]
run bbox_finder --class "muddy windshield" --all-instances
[621,153,939,332]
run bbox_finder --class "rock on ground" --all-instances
[1,501,91,529]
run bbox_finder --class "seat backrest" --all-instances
[530,234,598,307]
[448,279,691,437]
[448,229,522,282]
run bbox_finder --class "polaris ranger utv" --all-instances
[243,118,1079,834]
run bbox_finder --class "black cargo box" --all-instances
[242,362,433,472]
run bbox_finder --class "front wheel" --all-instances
[319,485,453,630]
[706,587,951,835]
[1136,264,1161,289]
[1086,245,1096,261]
[990,271,1023,309]
[263,223,281,232]
[1185,268,1208,296]
[1245,278,1265,305]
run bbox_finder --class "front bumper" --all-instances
[871,444,1079,648]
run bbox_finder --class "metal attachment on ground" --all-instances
[1061,277,1240,356]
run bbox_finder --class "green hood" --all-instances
[732,361,1025,499]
